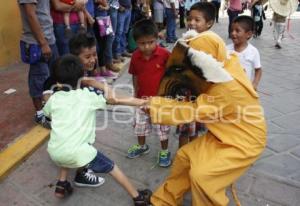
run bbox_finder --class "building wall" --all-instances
[0,2,22,68]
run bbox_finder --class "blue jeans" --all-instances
[113,8,131,57]
[110,8,118,59]
[28,44,58,98]
[53,23,80,56]
[165,8,177,42]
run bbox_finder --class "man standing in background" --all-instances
[18,0,59,128]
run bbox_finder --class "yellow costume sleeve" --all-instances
[150,87,232,126]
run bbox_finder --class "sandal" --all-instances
[133,189,152,206]
[54,180,73,198]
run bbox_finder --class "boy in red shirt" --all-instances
[127,19,171,167]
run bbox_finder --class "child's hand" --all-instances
[141,102,150,114]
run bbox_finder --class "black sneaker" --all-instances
[35,114,51,129]
[74,168,105,187]
[275,44,282,49]
[133,189,152,206]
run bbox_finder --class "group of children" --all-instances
[43,1,266,205]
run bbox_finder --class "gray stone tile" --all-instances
[253,154,300,177]
[267,134,300,153]
[291,146,300,158]
[258,148,274,159]
[272,111,300,133]
[266,121,286,134]
[250,176,300,206]
[0,181,41,206]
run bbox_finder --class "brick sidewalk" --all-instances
[0,63,35,151]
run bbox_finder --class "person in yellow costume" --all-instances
[149,31,267,206]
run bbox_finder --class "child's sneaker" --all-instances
[54,180,73,198]
[127,144,150,159]
[100,70,118,79]
[133,189,152,206]
[35,114,51,129]
[74,168,105,187]
[158,150,171,167]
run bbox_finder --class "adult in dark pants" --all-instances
[51,0,85,55]
[225,0,242,37]
[113,0,132,60]
[179,0,185,28]
[212,0,221,23]
[94,0,120,76]
[164,0,179,43]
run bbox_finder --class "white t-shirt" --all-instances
[227,43,261,81]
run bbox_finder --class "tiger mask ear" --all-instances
[165,40,189,68]
[186,48,233,83]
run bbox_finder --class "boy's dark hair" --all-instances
[69,33,96,56]
[190,2,216,23]
[51,54,84,89]
[232,15,255,32]
[132,19,158,41]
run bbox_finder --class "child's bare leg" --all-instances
[110,165,152,204]
[55,167,73,198]
[58,167,68,181]
[109,165,139,198]
[78,10,86,28]
[160,139,168,150]
[138,136,146,145]
[64,12,71,29]
[64,12,73,38]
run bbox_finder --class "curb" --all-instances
[0,126,49,181]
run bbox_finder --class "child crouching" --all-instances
[43,54,151,205]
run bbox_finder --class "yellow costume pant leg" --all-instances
[151,144,192,206]
[151,133,258,206]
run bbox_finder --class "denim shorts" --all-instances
[88,151,114,173]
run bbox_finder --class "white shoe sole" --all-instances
[74,177,105,188]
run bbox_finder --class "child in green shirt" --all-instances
[43,54,151,205]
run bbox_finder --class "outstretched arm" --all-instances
[81,78,148,106]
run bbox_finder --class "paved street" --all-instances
[0,14,300,206]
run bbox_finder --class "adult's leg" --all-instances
[53,23,80,56]
[215,2,221,23]
[93,20,107,67]
[165,8,176,42]
[120,9,132,55]
[28,61,50,111]
[114,11,126,57]
[227,9,239,37]
[179,5,185,28]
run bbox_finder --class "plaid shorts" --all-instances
[133,108,170,141]
[176,122,207,138]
